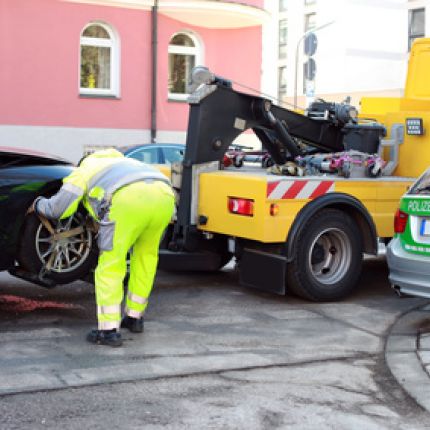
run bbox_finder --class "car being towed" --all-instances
[0,147,97,286]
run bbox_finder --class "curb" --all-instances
[385,305,430,412]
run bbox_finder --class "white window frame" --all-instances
[279,18,288,60]
[168,32,203,101]
[79,22,120,97]
[408,7,425,51]
[278,66,287,101]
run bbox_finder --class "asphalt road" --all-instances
[1,257,430,429]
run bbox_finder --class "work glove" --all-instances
[27,197,43,215]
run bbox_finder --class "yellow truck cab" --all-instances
[159,39,430,302]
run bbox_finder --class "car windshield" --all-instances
[409,168,430,195]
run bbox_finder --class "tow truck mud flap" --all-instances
[158,249,225,271]
[239,249,287,295]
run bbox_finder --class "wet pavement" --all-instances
[1,258,430,428]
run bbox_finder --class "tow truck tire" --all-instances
[286,209,362,302]
[17,212,98,284]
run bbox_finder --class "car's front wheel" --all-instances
[17,212,98,284]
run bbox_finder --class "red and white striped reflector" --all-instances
[228,197,254,217]
[267,179,335,200]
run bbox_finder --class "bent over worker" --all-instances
[33,149,175,347]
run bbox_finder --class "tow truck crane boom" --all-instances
[169,68,383,257]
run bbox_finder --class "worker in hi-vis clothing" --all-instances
[32,149,175,347]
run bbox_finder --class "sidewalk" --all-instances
[386,303,430,412]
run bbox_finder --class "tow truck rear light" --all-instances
[228,197,254,217]
[394,209,408,234]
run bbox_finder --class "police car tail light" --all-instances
[394,209,408,234]
[228,197,254,217]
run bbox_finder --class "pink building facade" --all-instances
[0,0,270,162]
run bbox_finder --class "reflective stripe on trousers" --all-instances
[124,307,144,319]
[127,291,147,304]
[125,291,148,319]
[97,304,121,330]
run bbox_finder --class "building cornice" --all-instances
[62,0,270,28]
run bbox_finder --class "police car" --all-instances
[387,167,430,298]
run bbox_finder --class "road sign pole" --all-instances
[293,21,335,110]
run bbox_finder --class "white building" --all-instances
[275,0,428,109]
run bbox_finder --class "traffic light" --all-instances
[304,32,318,56]
[303,32,317,99]
[304,58,316,81]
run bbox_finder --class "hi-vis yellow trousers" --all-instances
[94,180,175,330]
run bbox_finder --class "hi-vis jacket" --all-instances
[35,149,171,221]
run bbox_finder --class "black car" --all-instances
[0,144,184,287]
[0,147,97,286]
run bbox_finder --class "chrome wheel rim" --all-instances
[308,228,352,285]
[35,213,92,273]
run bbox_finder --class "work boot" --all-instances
[86,329,123,347]
[121,316,144,333]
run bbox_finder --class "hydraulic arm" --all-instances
[168,68,384,253]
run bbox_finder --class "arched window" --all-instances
[168,32,202,100]
[80,22,120,96]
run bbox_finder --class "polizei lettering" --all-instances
[408,200,430,213]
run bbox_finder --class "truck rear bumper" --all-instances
[158,249,226,272]
[158,247,288,295]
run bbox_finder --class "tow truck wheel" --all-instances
[17,212,98,284]
[286,209,362,301]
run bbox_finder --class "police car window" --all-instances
[163,147,184,164]
[409,168,430,194]
[128,147,159,164]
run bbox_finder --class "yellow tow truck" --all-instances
[159,39,430,302]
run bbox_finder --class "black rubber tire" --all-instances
[262,157,274,168]
[17,212,98,285]
[217,250,233,270]
[366,163,382,178]
[286,209,362,302]
[234,158,243,168]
